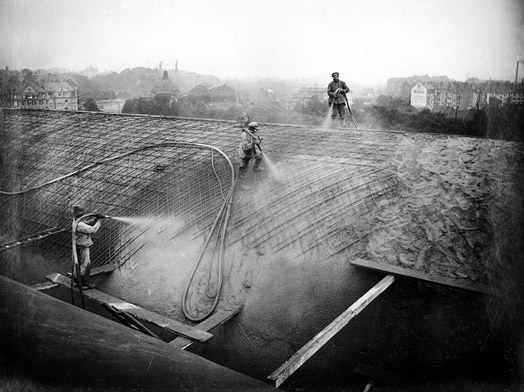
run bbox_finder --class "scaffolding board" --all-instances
[46,273,214,343]
[350,258,490,294]
[169,307,242,349]
[268,275,396,388]
[32,265,117,291]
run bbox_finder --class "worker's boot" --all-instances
[81,265,95,289]
[340,118,346,128]
[80,274,95,289]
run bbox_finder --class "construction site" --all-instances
[0,107,523,391]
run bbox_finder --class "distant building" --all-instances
[399,81,412,100]
[188,85,211,103]
[44,80,79,110]
[288,86,327,109]
[386,75,450,96]
[486,81,514,106]
[397,77,523,112]
[80,65,99,79]
[210,85,237,103]
[511,84,524,105]
[151,71,181,103]
[11,79,79,110]
[168,61,220,94]
[410,82,433,109]
[11,83,47,109]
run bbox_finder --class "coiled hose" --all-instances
[1,142,237,321]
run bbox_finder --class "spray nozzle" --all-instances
[94,213,111,220]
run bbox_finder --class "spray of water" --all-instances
[261,151,285,183]
[322,102,334,129]
[109,216,159,226]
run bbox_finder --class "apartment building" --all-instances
[11,79,79,110]
[288,87,328,110]
[409,79,522,111]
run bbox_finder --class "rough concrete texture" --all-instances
[1,109,522,387]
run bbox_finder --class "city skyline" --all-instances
[1,0,523,85]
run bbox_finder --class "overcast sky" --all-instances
[1,0,523,85]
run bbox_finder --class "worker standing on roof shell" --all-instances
[327,72,351,127]
[238,122,263,178]
[72,205,103,289]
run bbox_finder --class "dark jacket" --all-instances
[327,80,350,105]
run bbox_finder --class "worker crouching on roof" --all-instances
[72,205,103,289]
[238,122,263,177]
[327,72,351,127]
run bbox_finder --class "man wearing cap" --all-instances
[327,72,351,127]
[238,121,263,178]
[72,205,102,289]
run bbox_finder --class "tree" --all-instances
[84,98,100,112]
[0,67,12,106]
[122,98,138,113]
[21,68,34,83]
[305,95,327,117]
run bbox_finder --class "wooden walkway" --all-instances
[350,258,490,294]
[46,273,213,343]
[169,308,242,349]
[42,272,241,349]
[268,275,396,388]
[32,265,115,291]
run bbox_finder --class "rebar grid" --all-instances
[0,111,235,272]
[2,109,516,289]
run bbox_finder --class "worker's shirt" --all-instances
[74,219,101,247]
[327,80,350,105]
[238,130,260,159]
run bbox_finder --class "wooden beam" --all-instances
[46,273,213,343]
[33,265,117,291]
[268,275,396,388]
[169,307,242,349]
[350,258,490,294]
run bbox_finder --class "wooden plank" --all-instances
[268,275,396,388]
[32,281,58,291]
[169,307,242,349]
[33,265,117,291]
[350,258,490,294]
[46,273,213,343]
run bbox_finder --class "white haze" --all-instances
[0,0,523,84]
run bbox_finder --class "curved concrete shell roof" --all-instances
[1,108,522,385]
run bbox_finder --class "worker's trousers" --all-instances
[239,150,262,174]
[331,103,346,120]
[75,246,92,282]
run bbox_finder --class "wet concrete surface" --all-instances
[1,110,523,389]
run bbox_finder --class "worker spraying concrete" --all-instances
[327,72,358,129]
[72,206,111,293]
[238,122,283,185]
